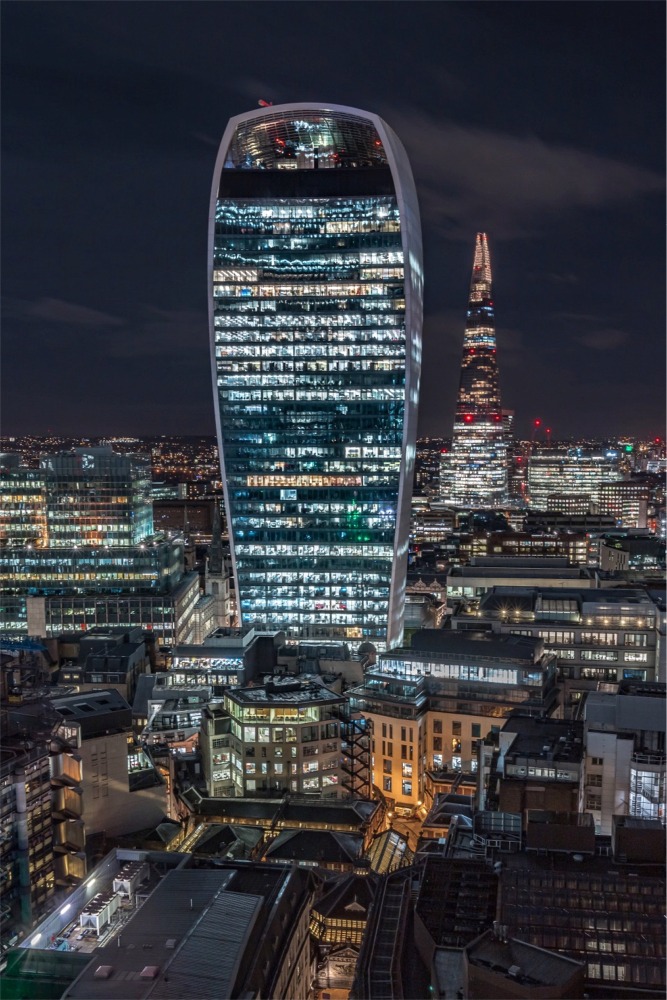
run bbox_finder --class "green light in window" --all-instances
[624,444,633,452]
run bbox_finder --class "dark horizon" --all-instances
[2,2,665,441]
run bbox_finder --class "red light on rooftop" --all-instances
[534,419,542,427]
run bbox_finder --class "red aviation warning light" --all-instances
[258,99,273,107]
[463,414,474,423]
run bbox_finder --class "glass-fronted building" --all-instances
[209,104,422,648]
[40,448,153,547]
[442,233,509,507]
[527,446,620,508]
[0,448,199,644]
[0,455,47,547]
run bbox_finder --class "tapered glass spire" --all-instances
[442,233,508,506]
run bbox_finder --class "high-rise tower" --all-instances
[442,233,508,507]
[209,104,423,649]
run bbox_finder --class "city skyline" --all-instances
[2,2,665,440]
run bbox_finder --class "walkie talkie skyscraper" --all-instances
[209,104,422,649]
[442,233,508,507]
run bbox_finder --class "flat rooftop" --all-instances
[403,630,544,664]
[479,586,656,616]
[228,679,343,705]
[50,688,131,719]
[502,715,583,765]
[171,645,245,661]
[63,870,263,999]
[465,930,584,987]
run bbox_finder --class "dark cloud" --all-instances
[575,329,629,351]
[17,298,123,328]
[105,307,209,361]
[386,113,664,240]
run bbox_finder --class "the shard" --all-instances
[442,233,508,507]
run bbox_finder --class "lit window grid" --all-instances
[212,197,408,642]
[41,455,153,548]
[0,543,182,595]
[527,453,620,507]
[444,419,509,507]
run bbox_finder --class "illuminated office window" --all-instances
[209,105,422,648]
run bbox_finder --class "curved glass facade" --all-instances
[209,104,422,648]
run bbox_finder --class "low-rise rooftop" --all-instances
[406,630,545,664]
[465,929,585,989]
[227,678,343,705]
[501,715,584,767]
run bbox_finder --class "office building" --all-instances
[498,851,666,995]
[201,676,359,799]
[0,738,56,930]
[484,532,589,564]
[348,631,557,811]
[580,681,665,834]
[39,448,153,547]
[486,714,584,818]
[57,627,149,703]
[58,862,315,1000]
[527,446,619,508]
[545,493,596,515]
[446,557,597,601]
[523,509,617,535]
[0,454,47,547]
[598,480,650,528]
[0,448,201,644]
[47,689,166,839]
[209,103,423,648]
[452,586,659,712]
[441,233,509,507]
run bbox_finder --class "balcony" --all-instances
[632,751,666,768]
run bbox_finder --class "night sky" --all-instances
[2,1,664,440]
